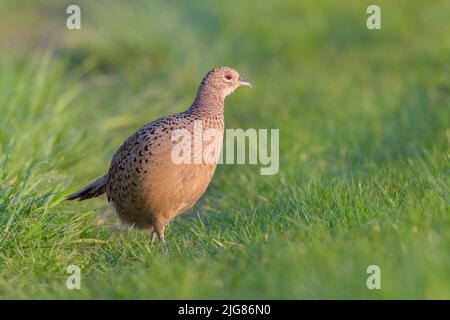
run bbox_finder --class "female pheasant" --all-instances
[67,67,251,253]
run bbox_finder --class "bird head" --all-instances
[201,67,251,97]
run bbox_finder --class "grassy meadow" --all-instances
[0,0,449,299]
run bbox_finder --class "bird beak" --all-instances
[239,76,252,87]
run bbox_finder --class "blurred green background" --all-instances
[0,0,449,299]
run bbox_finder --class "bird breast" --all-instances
[106,113,224,226]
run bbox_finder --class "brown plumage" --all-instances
[67,67,251,253]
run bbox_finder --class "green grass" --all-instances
[0,0,449,299]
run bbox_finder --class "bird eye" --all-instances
[224,73,233,81]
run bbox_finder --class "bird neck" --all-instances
[189,84,225,117]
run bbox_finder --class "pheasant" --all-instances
[67,67,251,253]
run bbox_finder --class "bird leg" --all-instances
[154,223,168,255]
[150,230,157,244]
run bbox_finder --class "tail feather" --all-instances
[66,175,107,201]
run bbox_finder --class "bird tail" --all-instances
[66,175,107,201]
